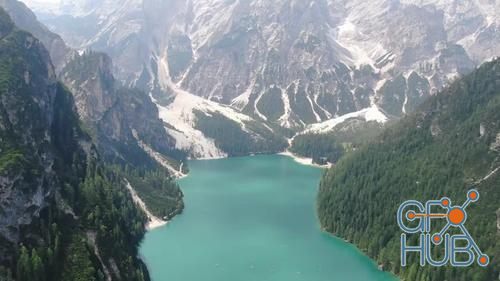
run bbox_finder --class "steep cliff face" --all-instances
[0,0,189,168]
[34,0,495,128]
[0,9,150,280]
[0,0,70,71]
[0,6,61,243]
[60,51,187,171]
[61,52,115,122]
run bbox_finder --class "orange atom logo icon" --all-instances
[397,189,489,267]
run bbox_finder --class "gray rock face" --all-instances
[0,12,60,243]
[60,51,187,168]
[61,52,115,123]
[0,0,71,71]
[32,0,496,129]
[0,1,188,165]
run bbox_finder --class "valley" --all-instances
[0,0,498,281]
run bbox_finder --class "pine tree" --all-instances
[16,246,31,281]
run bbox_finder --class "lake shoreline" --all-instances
[141,155,395,281]
[278,151,332,169]
[322,229,400,280]
[125,179,168,230]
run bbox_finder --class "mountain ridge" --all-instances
[0,0,70,71]
[31,0,496,128]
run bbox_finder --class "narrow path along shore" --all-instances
[132,129,187,179]
[278,151,331,169]
[124,179,167,230]
[279,136,331,168]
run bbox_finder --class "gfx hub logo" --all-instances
[397,189,489,267]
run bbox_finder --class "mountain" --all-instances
[0,0,187,220]
[0,0,70,71]
[0,8,150,280]
[60,51,187,174]
[60,51,187,220]
[11,0,289,159]
[317,59,500,280]
[290,114,387,165]
[32,0,495,129]
[61,51,287,162]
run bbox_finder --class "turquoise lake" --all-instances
[140,155,396,281]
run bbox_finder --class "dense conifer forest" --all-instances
[318,59,500,281]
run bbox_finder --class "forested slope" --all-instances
[61,51,185,220]
[318,59,500,281]
[290,119,384,164]
[0,8,150,280]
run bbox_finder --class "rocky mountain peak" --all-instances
[32,0,496,130]
[0,0,70,71]
[60,51,115,122]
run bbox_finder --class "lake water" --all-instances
[140,155,396,281]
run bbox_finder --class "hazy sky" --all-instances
[20,0,61,7]
[18,0,61,12]
[22,0,60,3]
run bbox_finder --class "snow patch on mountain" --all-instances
[306,93,322,122]
[154,55,224,159]
[278,85,293,127]
[156,89,273,159]
[26,0,495,132]
[304,106,388,134]
[253,89,268,121]
[155,93,226,159]
[155,54,272,159]
[230,82,253,110]
[313,92,332,119]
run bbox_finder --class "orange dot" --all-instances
[469,191,478,200]
[448,208,465,225]
[407,211,416,220]
[479,256,487,265]
[441,199,449,206]
[433,235,441,243]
